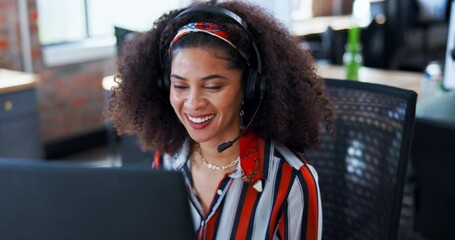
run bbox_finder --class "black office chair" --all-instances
[305,79,417,240]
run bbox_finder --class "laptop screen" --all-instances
[0,158,195,240]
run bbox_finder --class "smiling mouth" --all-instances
[187,114,215,124]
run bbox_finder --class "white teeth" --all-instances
[187,115,215,124]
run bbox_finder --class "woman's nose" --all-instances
[186,89,206,111]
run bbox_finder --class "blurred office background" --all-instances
[1,0,451,158]
[0,0,453,239]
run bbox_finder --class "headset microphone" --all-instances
[217,97,263,153]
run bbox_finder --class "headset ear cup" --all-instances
[246,71,256,100]
[246,71,264,100]
[258,74,265,100]
[164,72,170,91]
[157,76,164,90]
[158,72,170,92]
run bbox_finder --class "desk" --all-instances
[0,69,42,159]
[316,65,455,126]
[317,64,423,96]
[416,91,455,127]
[0,68,37,94]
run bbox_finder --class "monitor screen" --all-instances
[0,158,195,240]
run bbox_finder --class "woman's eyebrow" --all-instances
[170,73,186,80]
[170,73,228,81]
[201,74,227,81]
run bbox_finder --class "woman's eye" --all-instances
[205,86,222,90]
[173,84,188,89]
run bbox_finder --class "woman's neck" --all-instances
[195,141,240,169]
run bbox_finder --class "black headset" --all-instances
[158,6,265,101]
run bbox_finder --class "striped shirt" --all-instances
[153,131,322,240]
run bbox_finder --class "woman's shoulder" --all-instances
[269,141,307,169]
[266,141,319,180]
[153,139,191,170]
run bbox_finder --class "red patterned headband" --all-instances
[169,22,248,62]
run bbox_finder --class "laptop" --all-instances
[0,158,195,240]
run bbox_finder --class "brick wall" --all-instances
[1,0,116,145]
[37,60,116,143]
[0,0,23,70]
[312,0,353,16]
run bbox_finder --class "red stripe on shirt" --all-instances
[268,163,293,238]
[234,185,259,239]
[153,151,161,169]
[204,209,220,240]
[300,165,320,240]
[257,137,265,167]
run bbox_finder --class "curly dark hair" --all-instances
[107,1,334,154]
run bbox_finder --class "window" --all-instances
[36,0,296,66]
[36,0,186,66]
[36,0,85,45]
[292,0,313,20]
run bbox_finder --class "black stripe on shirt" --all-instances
[263,140,272,179]
[245,188,262,239]
[266,156,285,238]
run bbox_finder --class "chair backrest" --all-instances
[114,26,136,54]
[305,78,417,240]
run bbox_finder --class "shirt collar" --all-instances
[238,130,265,192]
[168,131,266,192]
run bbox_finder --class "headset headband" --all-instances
[170,6,262,74]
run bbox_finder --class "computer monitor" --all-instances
[443,1,455,90]
[0,158,195,240]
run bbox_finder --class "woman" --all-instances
[108,1,333,239]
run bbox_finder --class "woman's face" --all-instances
[170,47,243,145]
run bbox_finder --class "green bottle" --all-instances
[343,26,363,80]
